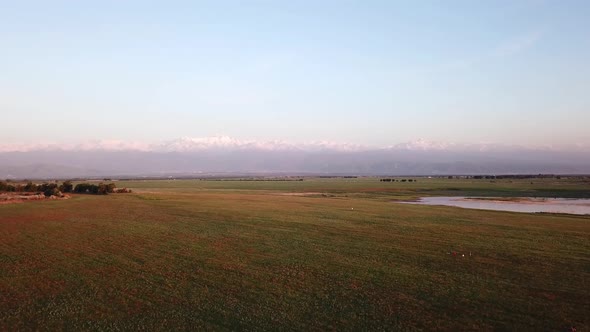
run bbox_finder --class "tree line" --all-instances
[0,180,131,196]
[380,178,417,182]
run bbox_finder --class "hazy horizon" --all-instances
[2,135,590,179]
[2,135,590,153]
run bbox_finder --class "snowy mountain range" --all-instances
[1,136,588,153]
[1,137,589,178]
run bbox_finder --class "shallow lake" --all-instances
[403,197,590,215]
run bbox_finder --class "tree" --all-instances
[24,181,38,192]
[74,183,93,193]
[59,181,73,193]
[36,183,59,196]
[74,182,116,195]
[44,187,61,197]
[97,183,109,195]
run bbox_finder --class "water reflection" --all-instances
[403,197,590,215]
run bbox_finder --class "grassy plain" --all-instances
[1,177,589,330]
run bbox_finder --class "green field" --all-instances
[1,178,589,330]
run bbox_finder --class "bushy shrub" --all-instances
[74,183,117,195]
[0,181,16,192]
[43,187,61,197]
[24,181,38,192]
[59,181,73,193]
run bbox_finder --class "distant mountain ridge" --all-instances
[1,137,589,179]
[2,136,589,153]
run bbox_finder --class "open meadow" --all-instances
[1,177,589,330]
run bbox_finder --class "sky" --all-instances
[1,0,589,148]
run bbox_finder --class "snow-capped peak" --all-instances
[0,136,588,153]
[390,138,454,151]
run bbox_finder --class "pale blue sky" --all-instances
[1,0,589,147]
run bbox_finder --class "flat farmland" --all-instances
[1,178,589,330]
